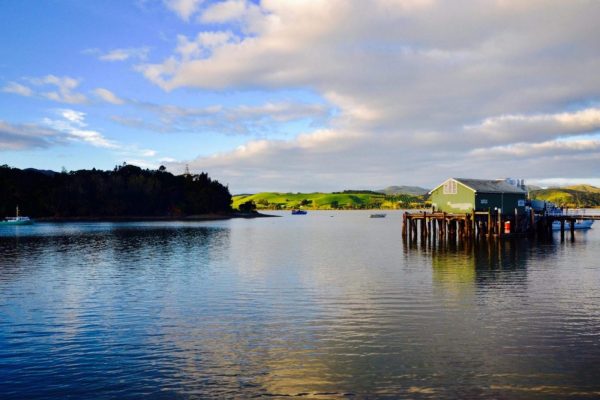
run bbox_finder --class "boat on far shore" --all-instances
[535,201,595,231]
[552,219,593,231]
[1,206,33,225]
[370,213,386,218]
[291,209,307,215]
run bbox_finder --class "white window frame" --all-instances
[443,180,457,195]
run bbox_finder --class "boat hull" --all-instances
[552,220,593,231]
[291,210,307,215]
[370,214,386,218]
[0,220,33,226]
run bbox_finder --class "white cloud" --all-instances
[40,109,161,161]
[84,47,150,62]
[142,0,600,190]
[465,108,600,144]
[200,0,250,23]
[44,109,117,149]
[2,82,33,97]
[61,109,86,126]
[470,138,600,158]
[105,47,149,62]
[93,88,125,105]
[27,75,87,104]
[3,76,87,104]
[163,0,203,21]
[175,31,236,61]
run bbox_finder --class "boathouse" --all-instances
[430,178,527,214]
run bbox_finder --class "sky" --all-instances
[1,0,600,192]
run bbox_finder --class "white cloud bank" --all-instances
[150,0,600,191]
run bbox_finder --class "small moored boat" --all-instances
[552,220,593,231]
[1,206,33,225]
[370,213,386,218]
[291,209,307,215]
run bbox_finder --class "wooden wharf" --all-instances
[402,210,600,244]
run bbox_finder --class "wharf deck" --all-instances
[402,210,597,244]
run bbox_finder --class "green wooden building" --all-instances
[429,178,527,214]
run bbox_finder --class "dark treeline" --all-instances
[0,164,232,218]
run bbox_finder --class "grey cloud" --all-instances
[0,120,63,150]
[112,100,331,136]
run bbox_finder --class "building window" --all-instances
[443,180,457,194]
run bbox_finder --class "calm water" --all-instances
[1,211,600,399]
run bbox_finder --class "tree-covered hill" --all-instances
[529,185,600,208]
[0,164,231,218]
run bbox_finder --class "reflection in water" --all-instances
[1,216,600,399]
[431,239,530,292]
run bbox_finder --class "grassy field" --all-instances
[232,192,428,210]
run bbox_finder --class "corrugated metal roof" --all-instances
[454,178,527,194]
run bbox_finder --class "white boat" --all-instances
[0,206,33,225]
[552,219,593,231]
[532,201,594,231]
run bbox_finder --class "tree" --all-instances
[238,200,257,213]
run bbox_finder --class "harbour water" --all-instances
[1,210,600,399]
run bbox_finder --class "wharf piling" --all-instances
[402,210,599,245]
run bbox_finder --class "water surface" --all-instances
[1,211,600,398]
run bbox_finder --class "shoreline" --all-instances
[33,212,279,223]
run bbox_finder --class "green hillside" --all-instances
[530,185,600,208]
[233,191,429,210]
[564,184,600,193]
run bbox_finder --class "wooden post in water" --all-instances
[497,213,502,239]
[570,218,575,242]
[412,217,418,242]
[442,212,447,240]
[427,217,432,244]
[402,212,407,240]
[529,208,535,237]
[560,219,565,242]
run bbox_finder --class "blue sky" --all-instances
[1,0,600,192]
